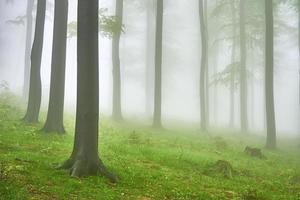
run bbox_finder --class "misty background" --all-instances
[0,0,299,136]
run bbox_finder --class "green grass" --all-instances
[0,94,300,200]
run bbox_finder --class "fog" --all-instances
[0,0,299,136]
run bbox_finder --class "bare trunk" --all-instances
[153,0,163,128]
[199,0,207,132]
[59,0,117,182]
[239,0,248,132]
[112,0,123,122]
[23,0,46,123]
[265,0,276,149]
[23,0,34,100]
[43,0,68,134]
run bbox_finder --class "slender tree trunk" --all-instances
[265,0,276,149]
[58,0,117,182]
[42,0,68,133]
[298,0,300,107]
[239,0,248,132]
[145,0,155,118]
[199,0,207,132]
[204,0,209,128]
[23,0,46,123]
[230,0,237,128]
[23,0,34,100]
[112,0,123,122]
[153,0,163,128]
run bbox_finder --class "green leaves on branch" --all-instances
[211,62,254,88]
[67,8,124,39]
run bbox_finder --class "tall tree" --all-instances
[23,0,46,123]
[153,0,163,128]
[112,0,124,122]
[145,0,156,117]
[230,0,237,127]
[239,0,248,132]
[204,0,210,128]
[199,0,208,132]
[23,0,34,100]
[265,0,276,149]
[58,0,117,181]
[42,0,68,133]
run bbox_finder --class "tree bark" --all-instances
[153,0,163,128]
[239,0,248,132]
[204,0,209,128]
[23,0,34,100]
[145,0,156,117]
[58,0,117,182]
[199,0,207,132]
[112,0,123,122]
[265,0,276,149]
[230,0,237,128]
[43,0,68,134]
[23,0,46,123]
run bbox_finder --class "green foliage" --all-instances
[68,8,124,39]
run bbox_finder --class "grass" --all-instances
[0,93,300,200]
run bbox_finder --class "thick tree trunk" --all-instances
[265,0,276,149]
[59,0,117,182]
[153,0,163,128]
[239,0,248,132]
[23,0,34,100]
[112,0,123,122]
[23,0,46,123]
[199,0,207,132]
[230,0,237,128]
[43,0,68,134]
[145,0,155,117]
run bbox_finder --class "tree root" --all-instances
[57,157,118,183]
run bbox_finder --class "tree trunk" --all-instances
[239,0,248,132]
[145,0,155,117]
[230,0,237,128]
[58,0,117,182]
[23,0,46,123]
[112,0,123,122]
[153,0,163,128]
[204,0,209,128]
[42,0,68,134]
[265,0,276,149]
[199,0,207,132]
[23,0,34,100]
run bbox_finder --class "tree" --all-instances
[23,0,34,100]
[153,0,163,128]
[265,0,277,149]
[23,0,46,123]
[230,0,238,127]
[239,0,248,132]
[112,0,124,122]
[58,0,117,181]
[199,0,208,132]
[145,0,156,117]
[42,0,68,133]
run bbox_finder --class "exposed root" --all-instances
[57,157,118,183]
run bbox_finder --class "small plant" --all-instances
[242,189,267,200]
[128,130,141,144]
[0,162,8,180]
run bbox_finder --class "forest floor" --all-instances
[0,94,300,200]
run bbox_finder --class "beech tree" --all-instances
[112,0,124,122]
[199,0,208,132]
[153,0,163,128]
[265,0,277,149]
[58,0,117,181]
[42,0,68,133]
[23,0,46,123]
